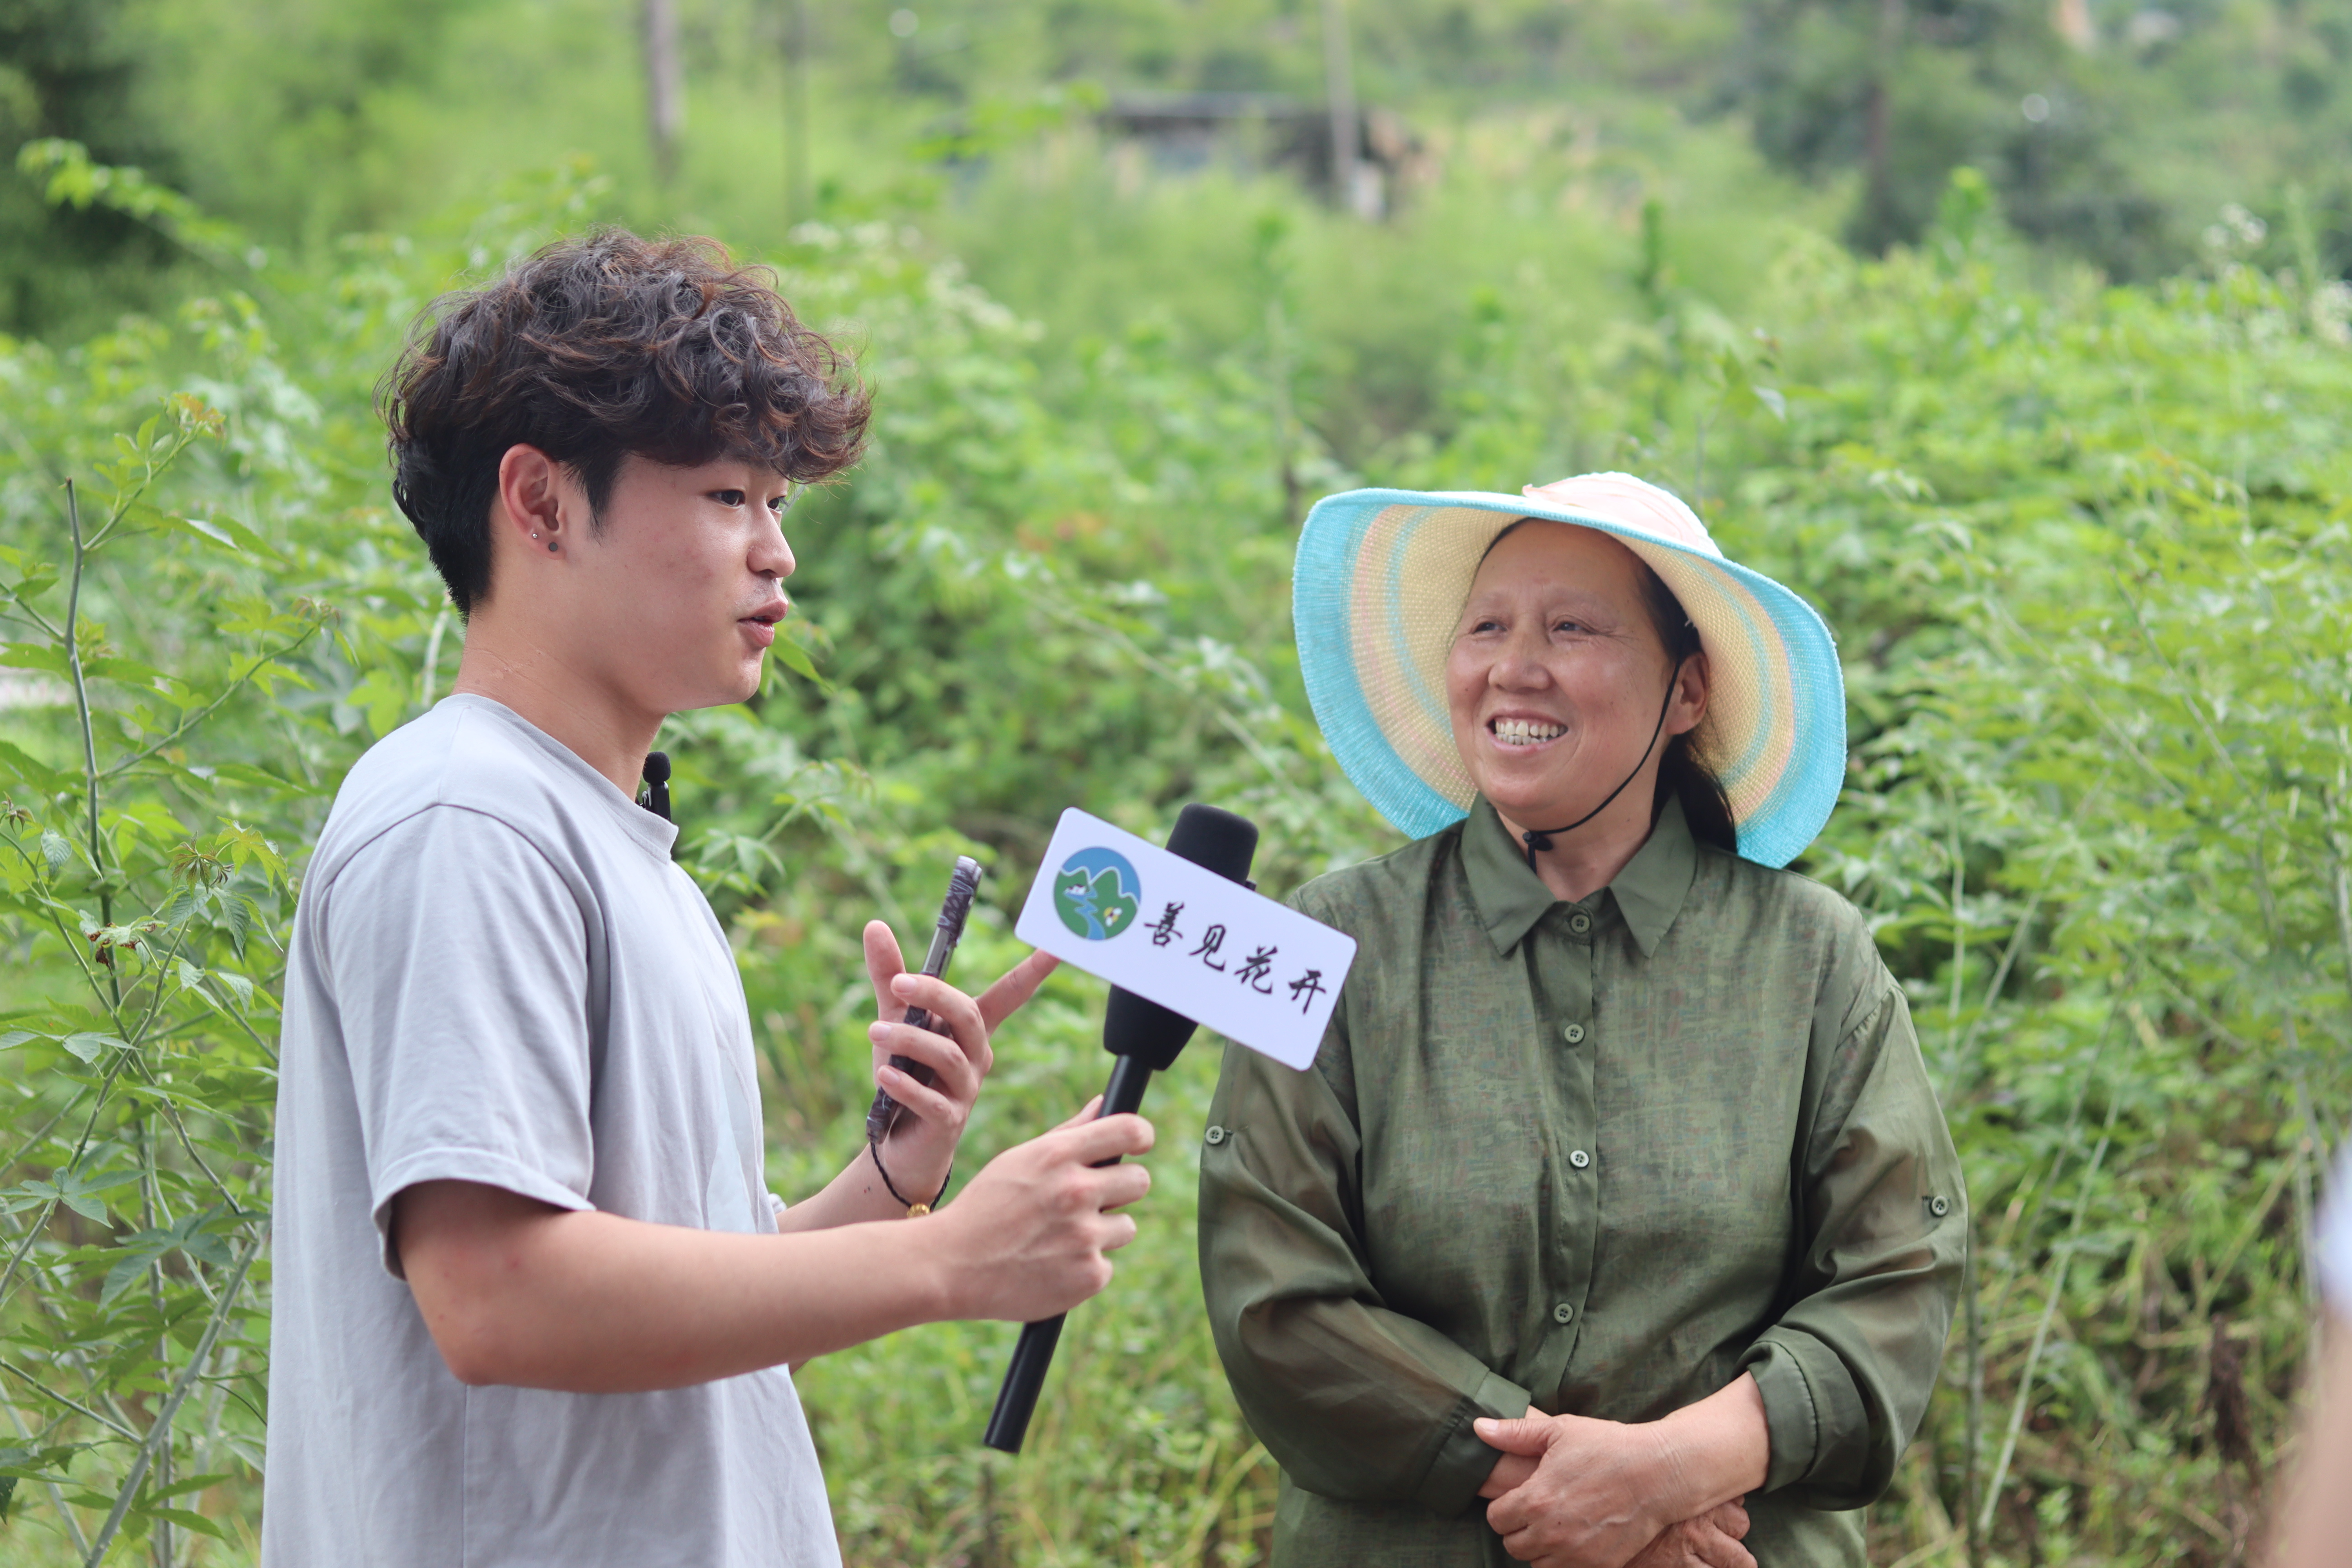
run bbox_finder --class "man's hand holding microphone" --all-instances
[922,1096,1154,1322]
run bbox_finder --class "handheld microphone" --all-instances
[982,802,1258,1455]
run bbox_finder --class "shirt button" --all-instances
[1204,1125,1227,1146]
[1562,1022,1586,1045]
[1929,1194,1949,1216]
[1569,1149,1592,1169]
[1568,912,1592,935]
[1552,1302,1575,1324]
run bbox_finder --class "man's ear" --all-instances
[492,445,568,555]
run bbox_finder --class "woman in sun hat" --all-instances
[1198,474,1964,1568]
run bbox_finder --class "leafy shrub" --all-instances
[0,155,2347,1567]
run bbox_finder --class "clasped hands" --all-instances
[1472,1373,1769,1568]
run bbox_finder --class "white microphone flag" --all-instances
[1014,808,1354,1071]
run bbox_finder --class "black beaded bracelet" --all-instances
[868,1139,952,1218]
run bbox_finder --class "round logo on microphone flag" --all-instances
[1052,847,1141,941]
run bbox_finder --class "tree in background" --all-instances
[0,0,181,335]
[4,0,2352,338]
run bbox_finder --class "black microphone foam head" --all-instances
[1103,803,1260,1071]
[1166,802,1258,884]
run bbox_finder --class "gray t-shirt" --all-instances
[262,694,838,1566]
[2322,1143,2352,1315]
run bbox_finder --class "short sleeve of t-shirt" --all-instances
[2321,1143,2352,1315]
[320,804,599,1276]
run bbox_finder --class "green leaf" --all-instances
[100,1250,152,1304]
[206,967,255,1010]
[218,891,258,955]
[0,740,67,794]
[59,1031,128,1063]
[149,1472,237,1503]
[139,1506,227,1541]
[211,761,314,794]
[766,618,833,693]
[0,642,70,677]
[38,828,75,878]
[0,1439,87,1480]
[13,1166,138,1224]
[164,514,240,551]
[101,1210,238,1305]
[348,667,410,740]
[81,653,179,690]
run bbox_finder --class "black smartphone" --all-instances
[864,856,983,1145]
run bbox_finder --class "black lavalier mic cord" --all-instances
[1517,657,1684,875]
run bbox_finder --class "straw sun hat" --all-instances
[1291,473,1846,870]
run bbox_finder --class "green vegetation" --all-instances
[2,2,2350,1562]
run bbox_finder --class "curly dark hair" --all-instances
[379,229,870,615]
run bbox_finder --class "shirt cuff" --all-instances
[1412,1367,1532,1517]
[371,1148,595,1279]
[1739,1330,1869,1494]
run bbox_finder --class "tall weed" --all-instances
[0,156,2347,1566]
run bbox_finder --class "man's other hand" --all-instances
[864,920,1058,1200]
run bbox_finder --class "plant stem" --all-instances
[61,480,126,1022]
[80,429,192,555]
[81,1227,261,1568]
[140,1116,171,1568]
[0,1037,142,1321]
[99,617,327,782]
[0,1361,140,1439]
[61,482,106,928]
[2,1394,92,1556]
[1962,1232,1983,1568]
[1979,1092,2119,1537]
[1946,786,1965,1055]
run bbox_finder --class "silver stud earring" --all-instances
[547,539,558,552]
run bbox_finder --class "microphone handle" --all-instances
[981,1051,1154,1455]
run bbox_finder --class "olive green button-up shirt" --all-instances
[1198,798,1964,1567]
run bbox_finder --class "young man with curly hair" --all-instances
[260,232,1151,1566]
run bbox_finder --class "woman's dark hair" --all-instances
[1631,563,1738,855]
[379,229,870,616]
[1482,518,1739,854]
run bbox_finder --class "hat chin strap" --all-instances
[1518,657,1685,878]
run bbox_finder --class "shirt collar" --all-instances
[1460,793,1700,960]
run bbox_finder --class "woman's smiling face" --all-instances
[1444,521,1705,835]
